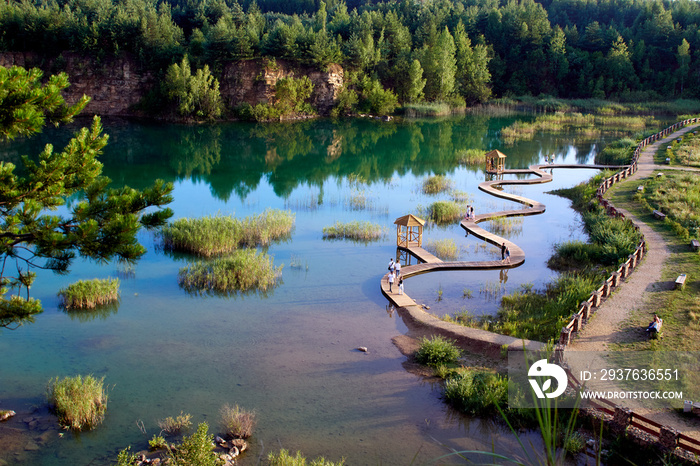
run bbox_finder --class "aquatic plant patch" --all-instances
[160,209,295,257]
[57,278,120,310]
[47,375,107,430]
[424,238,460,261]
[322,221,384,241]
[178,250,283,294]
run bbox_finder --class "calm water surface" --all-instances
[0,115,617,465]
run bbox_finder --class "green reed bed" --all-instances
[57,278,120,310]
[160,209,295,257]
[424,238,460,261]
[660,131,700,168]
[178,249,282,294]
[47,375,108,430]
[455,148,485,166]
[594,137,636,165]
[268,449,346,466]
[322,221,384,242]
[427,200,466,225]
[422,175,452,194]
[403,102,453,117]
[444,367,508,416]
[501,112,655,144]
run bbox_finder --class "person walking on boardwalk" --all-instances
[505,246,511,264]
[501,242,506,261]
[398,278,404,295]
[388,258,395,276]
[388,271,395,292]
[394,258,401,277]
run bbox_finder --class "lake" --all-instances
[0,114,614,465]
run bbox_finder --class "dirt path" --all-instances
[567,123,700,436]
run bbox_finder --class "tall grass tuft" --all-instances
[220,403,256,439]
[47,375,108,430]
[322,221,384,242]
[178,249,282,294]
[443,367,508,415]
[422,175,452,194]
[424,239,460,261]
[268,449,346,466]
[160,209,295,257]
[415,335,461,367]
[158,411,193,435]
[455,148,485,166]
[167,422,220,466]
[428,200,465,225]
[58,278,120,310]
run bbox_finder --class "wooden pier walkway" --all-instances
[380,162,625,353]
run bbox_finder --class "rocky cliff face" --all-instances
[0,52,343,117]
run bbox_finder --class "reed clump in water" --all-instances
[178,249,282,294]
[322,221,384,242]
[424,238,460,261]
[58,278,120,310]
[47,375,108,430]
[422,175,453,194]
[160,209,295,257]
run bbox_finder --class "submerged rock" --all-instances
[0,410,15,422]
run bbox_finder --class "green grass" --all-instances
[220,403,256,439]
[322,221,384,242]
[424,238,460,261]
[47,375,107,430]
[178,249,282,294]
[455,148,486,166]
[158,411,193,435]
[443,367,508,415]
[500,112,656,145]
[427,200,465,225]
[402,102,453,117]
[422,175,452,194]
[641,171,700,239]
[606,172,700,352]
[594,137,636,165]
[160,209,295,257]
[414,335,461,367]
[268,449,346,466]
[57,278,120,310]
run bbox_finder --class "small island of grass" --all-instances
[322,221,384,242]
[58,278,120,310]
[47,375,108,431]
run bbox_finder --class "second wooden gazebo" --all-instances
[485,149,507,174]
[394,214,425,248]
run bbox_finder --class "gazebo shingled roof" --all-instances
[394,214,425,227]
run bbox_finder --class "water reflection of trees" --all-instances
[8,116,611,203]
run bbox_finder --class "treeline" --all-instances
[1,0,699,113]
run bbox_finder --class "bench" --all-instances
[656,172,664,178]
[691,239,700,251]
[653,210,666,220]
[637,185,644,192]
[676,274,687,290]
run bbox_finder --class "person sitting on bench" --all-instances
[646,313,662,333]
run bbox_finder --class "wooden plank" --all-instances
[629,420,659,437]
[653,210,666,220]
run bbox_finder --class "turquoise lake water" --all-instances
[0,115,620,464]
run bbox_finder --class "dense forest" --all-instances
[1,0,699,116]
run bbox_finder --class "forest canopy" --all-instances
[0,0,698,105]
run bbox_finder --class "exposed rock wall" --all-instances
[0,52,343,117]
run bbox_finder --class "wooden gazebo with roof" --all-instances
[485,149,507,174]
[395,214,425,248]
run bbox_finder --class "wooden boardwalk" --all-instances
[381,163,627,320]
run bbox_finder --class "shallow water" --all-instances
[0,115,616,465]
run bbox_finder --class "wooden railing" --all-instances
[556,117,700,456]
[558,117,700,347]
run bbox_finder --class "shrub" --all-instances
[178,249,283,294]
[443,368,508,415]
[167,422,221,466]
[58,278,120,310]
[47,375,107,430]
[149,434,168,450]
[268,449,346,466]
[422,175,452,194]
[563,431,586,455]
[415,335,461,367]
[160,209,295,257]
[322,221,384,242]
[117,447,138,466]
[158,411,193,435]
[220,404,256,439]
